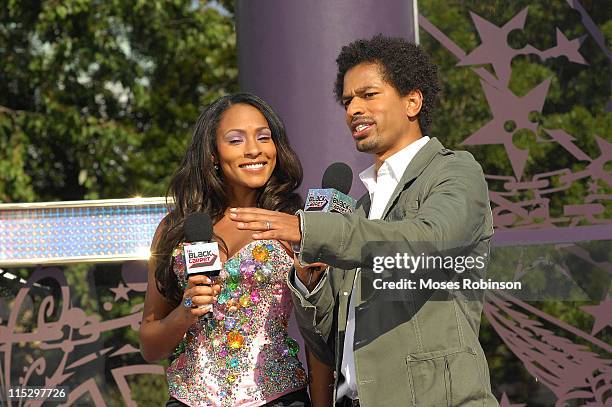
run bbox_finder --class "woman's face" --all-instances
[215,103,277,191]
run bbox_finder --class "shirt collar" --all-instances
[359,136,430,194]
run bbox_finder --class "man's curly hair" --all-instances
[334,34,441,133]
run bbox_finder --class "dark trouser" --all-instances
[166,389,311,407]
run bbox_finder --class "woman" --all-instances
[140,93,315,407]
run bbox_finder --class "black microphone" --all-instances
[183,212,221,314]
[304,162,357,213]
[183,212,221,277]
[184,211,213,244]
[321,162,353,195]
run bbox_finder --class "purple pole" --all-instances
[236,1,417,196]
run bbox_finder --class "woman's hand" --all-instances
[181,274,222,320]
[294,258,328,292]
[229,207,301,243]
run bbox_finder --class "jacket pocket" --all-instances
[406,346,485,407]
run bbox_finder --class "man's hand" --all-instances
[295,259,328,292]
[229,207,302,243]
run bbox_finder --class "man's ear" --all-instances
[404,89,423,119]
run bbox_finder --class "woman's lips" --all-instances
[238,162,267,171]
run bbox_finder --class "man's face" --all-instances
[342,62,412,158]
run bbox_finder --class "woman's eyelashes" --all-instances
[225,131,271,144]
[227,135,244,144]
[256,132,272,142]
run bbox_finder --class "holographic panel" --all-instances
[0,198,169,265]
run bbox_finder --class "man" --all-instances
[230,35,498,406]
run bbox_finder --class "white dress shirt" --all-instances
[296,136,430,400]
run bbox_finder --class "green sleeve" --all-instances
[287,268,336,365]
[297,156,492,270]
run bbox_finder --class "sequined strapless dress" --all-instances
[166,240,308,407]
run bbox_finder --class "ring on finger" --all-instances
[265,221,271,231]
[183,297,193,308]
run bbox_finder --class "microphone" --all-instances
[183,212,222,316]
[304,162,357,214]
[183,212,222,278]
[322,162,353,194]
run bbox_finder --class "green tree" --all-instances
[0,0,238,203]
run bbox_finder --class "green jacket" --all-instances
[288,138,499,406]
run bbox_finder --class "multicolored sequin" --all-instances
[167,240,307,407]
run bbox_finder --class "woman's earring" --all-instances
[214,163,219,171]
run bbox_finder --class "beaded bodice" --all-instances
[166,240,307,407]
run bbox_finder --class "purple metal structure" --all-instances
[235,0,417,196]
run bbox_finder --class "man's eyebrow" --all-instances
[342,86,376,100]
